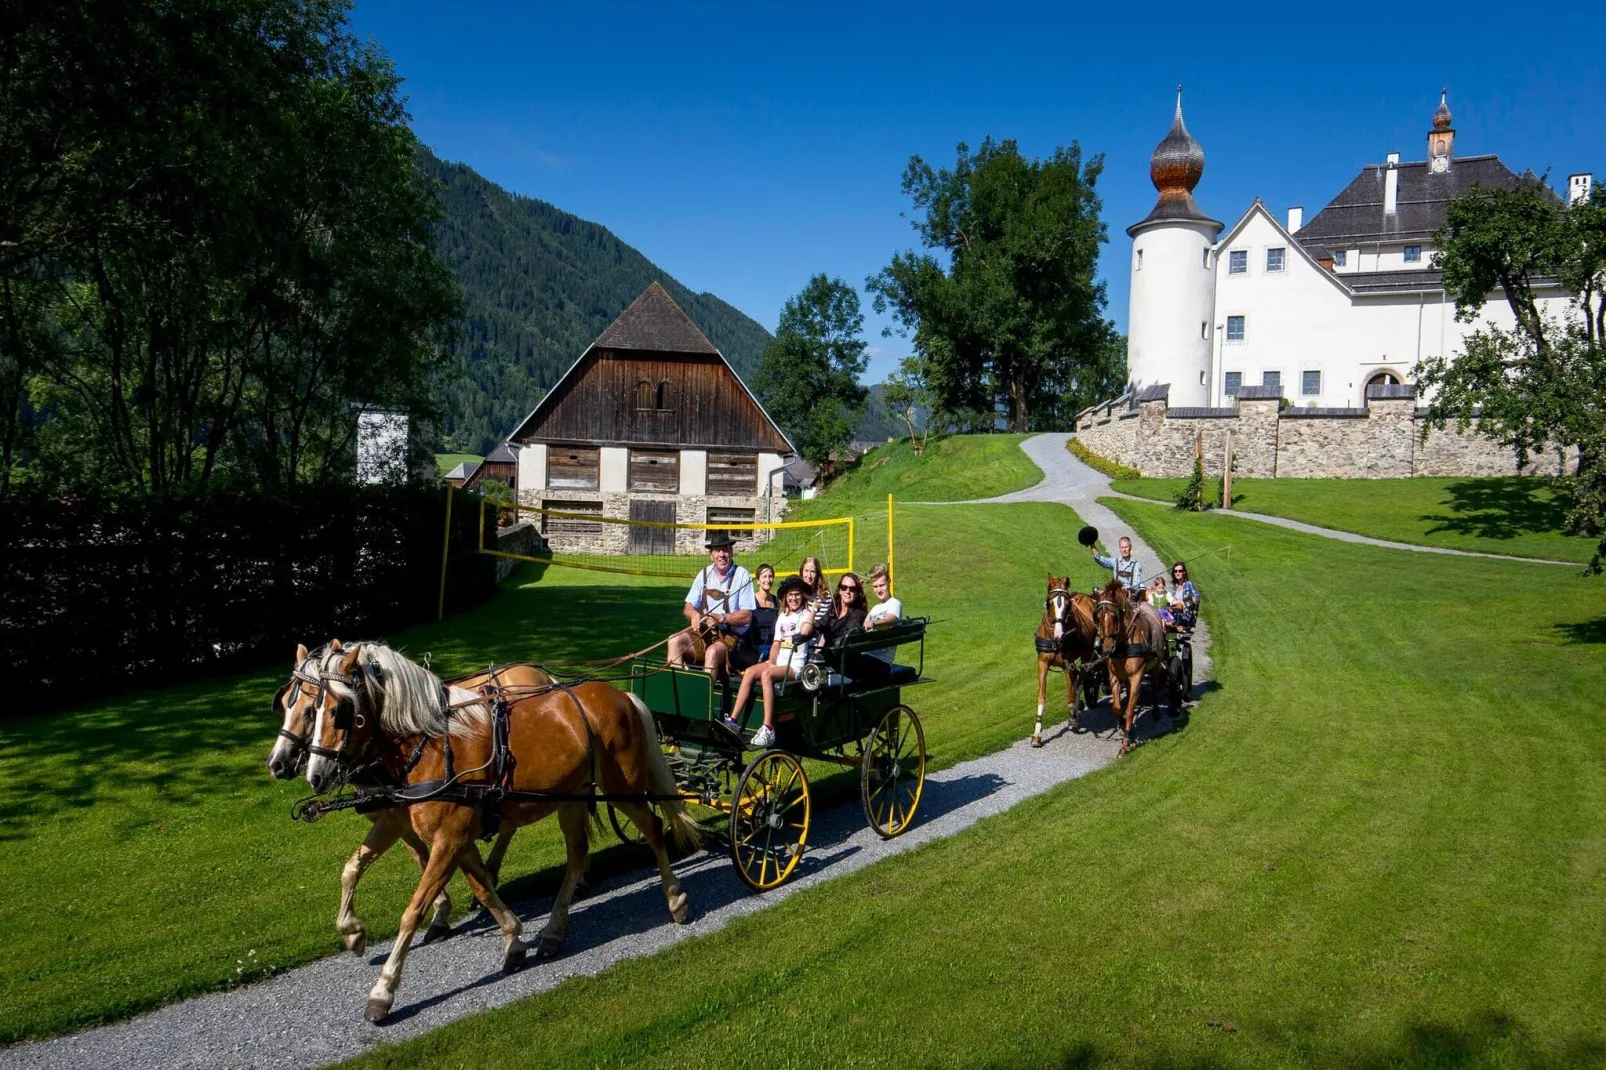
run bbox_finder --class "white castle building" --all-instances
[1125,90,1592,409]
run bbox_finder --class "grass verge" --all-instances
[333,499,1606,1069]
[0,499,1100,1043]
[1068,434,1140,479]
[1110,475,1595,563]
[817,433,1039,502]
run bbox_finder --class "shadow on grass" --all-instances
[0,580,685,831]
[1421,478,1570,543]
[1555,617,1606,645]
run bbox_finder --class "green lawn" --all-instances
[336,500,1606,1068]
[434,452,482,473]
[0,499,1100,1043]
[820,433,1040,502]
[1110,475,1596,563]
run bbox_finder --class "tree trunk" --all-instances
[1008,377,1029,433]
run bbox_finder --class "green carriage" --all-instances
[623,617,931,890]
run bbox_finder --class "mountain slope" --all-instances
[419,148,773,454]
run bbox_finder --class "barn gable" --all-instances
[508,282,791,452]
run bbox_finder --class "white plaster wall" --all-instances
[1128,218,1218,407]
[680,449,708,495]
[599,447,628,493]
[518,443,547,494]
[758,452,785,496]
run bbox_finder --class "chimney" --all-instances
[1287,206,1303,233]
[1384,154,1400,216]
[1570,173,1594,206]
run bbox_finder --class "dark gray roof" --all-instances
[1366,383,1418,400]
[1236,385,1282,400]
[1128,190,1223,235]
[1281,407,1368,418]
[1134,383,1171,403]
[1294,154,1525,248]
[1167,407,1238,418]
[483,441,518,464]
[1345,268,1447,293]
[443,462,473,480]
[592,281,720,355]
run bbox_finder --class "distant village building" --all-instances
[506,282,792,553]
[461,441,518,494]
[1125,89,1589,410]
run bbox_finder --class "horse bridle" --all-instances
[1044,587,1072,633]
[279,654,364,766]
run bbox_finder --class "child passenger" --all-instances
[725,576,815,748]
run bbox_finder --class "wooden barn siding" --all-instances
[517,350,788,451]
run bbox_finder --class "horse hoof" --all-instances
[534,931,565,959]
[343,930,367,957]
[1030,735,1042,749]
[364,998,391,1024]
[421,920,452,946]
[502,942,527,973]
[669,891,690,924]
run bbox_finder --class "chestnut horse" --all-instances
[1092,580,1168,755]
[268,645,543,954]
[1032,574,1098,747]
[301,640,699,1022]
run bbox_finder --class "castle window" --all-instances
[635,380,653,409]
[1228,250,1247,275]
[1333,250,1347,267]
[1226,315,1245,342]
[1224,372,1242,397]
[1202,249,1211,269]
[1262,371,1282,395]
[1200,321,1208,340]
[1404,245,1422,263]
[1135,249,1143,270]
[1302,370,1321,396]
[1266,247,1285,273]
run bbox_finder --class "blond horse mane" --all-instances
[327,643,490,740]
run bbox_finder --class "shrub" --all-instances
[1067,437,1140,480]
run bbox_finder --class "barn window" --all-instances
[656,380,670,410]
[706,506,756,529]
[547,445,600,490]
[635,380,654,409]
[541,499,603,535]
[707,453,758,495]
[629,449,680,492]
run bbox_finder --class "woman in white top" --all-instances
[726,577,814,748]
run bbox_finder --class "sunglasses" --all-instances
[839,584,859,592]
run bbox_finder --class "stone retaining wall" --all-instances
[517,489,788,555]
[1074,387,1571,479]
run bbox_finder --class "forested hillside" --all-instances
[420,149,774,454]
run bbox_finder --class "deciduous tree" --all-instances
[756,275,869,471]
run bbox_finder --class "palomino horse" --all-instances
[1092,580,1168,755]
[1032,574,1099,747]
[301,641,699,1022]
[268,645,543,954]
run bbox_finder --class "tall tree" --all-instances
[1,0,459,494]
[756,275,869,470]
[1419,178,1606,568]
[867,137,1115,432]
[881,354,936,453]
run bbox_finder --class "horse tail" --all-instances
[626,692,703,851]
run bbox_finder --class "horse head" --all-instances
[268,642,335,780]
[1043,573,1073,644]
[303,641,377,794]
[1094,580,1130,655]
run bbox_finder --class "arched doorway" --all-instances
[1364,370,1404,404]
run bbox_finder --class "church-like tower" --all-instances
[1126,90,1223,407]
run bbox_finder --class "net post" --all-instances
[437,484,455,621]
[847,515,855,574]
[887,493,895,597]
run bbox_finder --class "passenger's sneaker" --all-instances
[750,724,777,748]
[722,717,741,734]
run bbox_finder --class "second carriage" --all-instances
[623,617,930,890]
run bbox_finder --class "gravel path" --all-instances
[2,722,1156,1070]
[2,434,1225,1070]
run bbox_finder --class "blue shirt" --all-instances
[685,563,756,634]
[1092,551,1143,590]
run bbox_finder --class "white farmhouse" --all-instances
[1125,90,1591,410]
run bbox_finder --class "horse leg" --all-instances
[483,824,516,888]
[1064,660,1080,731]
[536,804,591,958]
[395,822,455,946]
[1033,657,1048,747]
[338,813,405,956]
[454,842,526,973]
[1119,667,1139,755]
[620,802,690,923]
[364,821,466,1023]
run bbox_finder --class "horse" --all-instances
[1032,574,1099,747]
[268,645,543,955]
[300,640,700,1023]
[1092,580,1168,755]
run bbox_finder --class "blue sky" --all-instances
[350,2,1606,384]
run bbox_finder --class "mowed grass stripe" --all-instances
[330,500,1606,1068]
[1108,473,1595,563]
[0,500,1101,1043]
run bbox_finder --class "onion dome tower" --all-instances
[1125,88,1223,408]
[1428,88,1455,170]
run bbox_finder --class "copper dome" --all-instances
[1433,88,1453,130]
[1150,89,1205,196]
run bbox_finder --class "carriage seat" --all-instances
[819,617,928,690]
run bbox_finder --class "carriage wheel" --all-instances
[1165,657,1187,719]
[729,751,811,891]
[607,802,649,851]
[862,705,926,839]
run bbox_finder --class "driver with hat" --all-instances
[667,530,756,676]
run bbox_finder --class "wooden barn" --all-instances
[507,282,793,554]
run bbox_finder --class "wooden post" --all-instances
[1222,430,1233,510]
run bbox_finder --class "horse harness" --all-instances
[1094,593,1161,662]
[1035,587,1108,674]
